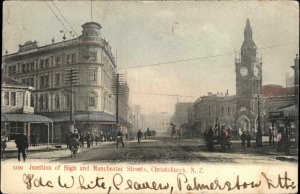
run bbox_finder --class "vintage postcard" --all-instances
[1,1,299,193]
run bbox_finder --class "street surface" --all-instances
[2,137,297,164]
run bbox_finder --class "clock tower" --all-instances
[236,18,262,97]
[235,19,263,133]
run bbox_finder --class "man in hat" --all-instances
[15,131,28,162]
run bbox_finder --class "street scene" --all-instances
[1,1,299,166]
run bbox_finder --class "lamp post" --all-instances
[256,94,263,147]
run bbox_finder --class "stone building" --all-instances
[2,21,130,142]
[192,19,297,137]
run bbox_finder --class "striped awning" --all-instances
[1,114,53,123]
[269,105,298,118]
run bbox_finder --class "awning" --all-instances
[48,112,116,123]
[1,114,53,123]
[269,105,298,119]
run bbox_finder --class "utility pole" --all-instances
[111,73,125,132]
[256,94,263,147]
[65,68,79,132]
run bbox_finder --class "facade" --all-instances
[172,102,193,136]
[192,19,297,137]
[2,21,130,142]
[156,112,171,136]
[1,76,53,143]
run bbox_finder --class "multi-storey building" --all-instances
[2,21,130,142]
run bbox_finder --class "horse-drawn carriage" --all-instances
[204,120,231,152]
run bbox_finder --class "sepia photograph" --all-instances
[1,1,299,193]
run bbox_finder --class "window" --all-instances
[55,73,60,85]
[31,95,34,107]
[45,58,49,68]
[228,107,231,115]
[40,75,44,88]
[40,60,44,69]
[10,92,16,106]
[29,77,34,87]
[26,63,30,71]
[89,92,96,107]
[25,93,28,106]
[22,63,26,72]
[39,94,44,110]
[4,92,9,105]
[44,75,49,87]
[66,55,71,64]
[44,94,48,110]
[221,106,224,116]
[17,63,21,73]
[21,79,26,84]
[50,56,54,66]
[56,56,60,66]
[55,94,60,109]
[89,52,97,61]
[72,53,76,63]
[30,62,34,71]
[208,105,211,116]
[89,69,96,81]
[65,94,70,108]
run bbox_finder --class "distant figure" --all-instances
[241,131,246,148]
[276,131,283,151]
[15,132,29,162]
[207,127,215,151]
[80,131,85,148]
[86,132,91,148]
[95,134,99,145]
[283,128,290,155]
[137,129,142,143]
[116,131,124,148]
[246,131,251,148]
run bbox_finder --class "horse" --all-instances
[205,126,231,152]
[171,129,180,139]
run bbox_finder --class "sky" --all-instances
[2,1,299,115]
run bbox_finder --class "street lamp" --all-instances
[256,94,263,147]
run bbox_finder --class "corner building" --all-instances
[2,22,129,142]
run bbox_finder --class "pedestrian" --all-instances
[137,129,142,143]
[66,132,70,149]
[207,127,215,151]
[86,132,91,148]
[15,131,29,162]
[80,131,84,148]
[241,131,246,148]
[95,134,99,146]
[283,129,290,155]
[246,131,251,148]
[1,131,8,160]
[276,130,283,151]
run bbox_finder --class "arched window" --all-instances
[228,106,231,116]
[89,92,96,107]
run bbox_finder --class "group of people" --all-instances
[240,131,252,148]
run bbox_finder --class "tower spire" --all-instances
[244,18,252,41]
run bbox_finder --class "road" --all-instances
[3,138,297,164]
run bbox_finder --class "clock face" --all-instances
[240,67,248,76]
[253,66,259,77]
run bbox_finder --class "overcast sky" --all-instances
[2,1,299,115]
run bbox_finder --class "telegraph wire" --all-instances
[118,42,296,70]
[44,0,70,34]
[130,91,196,98]
[50,1,79,37]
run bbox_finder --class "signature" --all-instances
[22,171,296,193]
